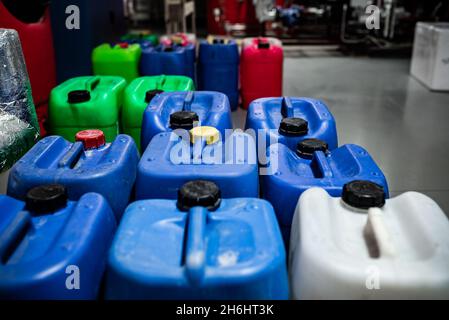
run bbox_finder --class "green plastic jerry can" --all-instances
[122,75,195,150]
[92,43,141,83]
[49,76,127,142]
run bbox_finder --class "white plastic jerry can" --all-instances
[289,180,449,300]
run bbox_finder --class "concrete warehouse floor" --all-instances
[232,55,449,216]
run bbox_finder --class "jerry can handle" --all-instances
[0,211,31,264]
[313,151,333,178]
[184,206,207,285]
[183,91,194,111]
[156,75,166,89]
[85,77,100,92]
[257,37,270,49]
[57,143,84,168]
[364,208,396,258]
[281,97,294,118]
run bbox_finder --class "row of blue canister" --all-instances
[0,91,389,299]
[131,39,240,110]
[140,42,196,85]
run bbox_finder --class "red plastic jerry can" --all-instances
[0,2,56,136]
[240,37,284,109]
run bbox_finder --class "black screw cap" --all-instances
[342,180,386,209]
[145,89,163,103]
[296,139,328,158]
[170,111,199,130]
[213,38,225,44]
[25,184,68,214]
[68,90,91,103]
[279,117,308,136]
[163,46,174,52]
[258,42,270,49]
[177,180,221,211]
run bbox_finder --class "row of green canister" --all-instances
[48,75,194,150]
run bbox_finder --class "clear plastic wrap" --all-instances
[0,28,40,175]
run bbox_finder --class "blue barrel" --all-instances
[245,97,338,155]
[198,39,239,111]
[140,44,195,81]
[183,43,196,82]
[0,186,116,299]
[106,180,288,299]
[136,130,258,200]
[140,91,233,152]
[262,140,389,244]
[50,0,125,83]
[7,131,139,220]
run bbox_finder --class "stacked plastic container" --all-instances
[122,75,195,150]
[49,76,127,142]
[106,180,288,299]
[140,91,232,151]
[136,128,258,200]
[0,185,116,299]
[246,96,389,245]
[245,97,338,152]
[3,29,449,300]
[264,139,389,244]
[198,37,239,110]
[163,33,196,82]
[241,37,283,109]
[7,129,139,220]
[92,43,141,83]
[1,129,138,299]
[140,44,195,81]
[290,181,449,299]
[246,95,449,299]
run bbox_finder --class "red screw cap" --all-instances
[118,42,129,48]
[75,129,106,149]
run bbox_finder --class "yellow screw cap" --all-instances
[190,126,220,145]
[207,35,214,44]
[207,36,228,45]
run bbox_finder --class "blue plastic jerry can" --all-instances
[136,127,258,200]
[0,185,116,299]
[140,91,233,152]
[183,43,196,82]
[106,180,288,300]
[7,130,139,220]
[262,139,389,244]
[140,44,195,81]
[245,97,338,156]
[198,39,239,111]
